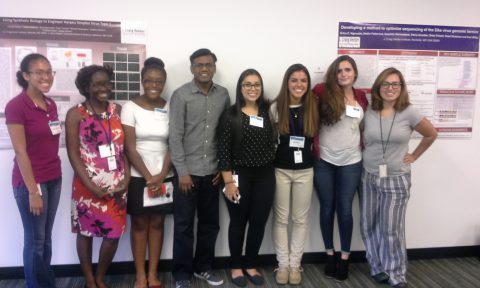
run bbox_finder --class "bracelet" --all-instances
[224,180,234,185]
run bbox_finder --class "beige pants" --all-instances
[272,167,314,268]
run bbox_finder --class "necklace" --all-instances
[290,104,302,118]
[84,101,110,119]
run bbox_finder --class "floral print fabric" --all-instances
[71,103,127,238]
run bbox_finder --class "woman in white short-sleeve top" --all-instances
[121,57,172,288]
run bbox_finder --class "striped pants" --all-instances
[360,170,411,285]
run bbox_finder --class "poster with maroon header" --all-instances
[338,22,480,138]
[0,17,146,148]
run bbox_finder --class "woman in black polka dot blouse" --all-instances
[217,68,275,287]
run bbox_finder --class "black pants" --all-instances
[225,165,275,268]
[172,175,220,281]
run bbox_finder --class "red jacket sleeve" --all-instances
[311,83,326,160]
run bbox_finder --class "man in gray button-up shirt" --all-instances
[169,48,230,287]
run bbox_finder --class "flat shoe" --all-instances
[246,272,264,285]
[231,275,247,287]
[372,272,389,284]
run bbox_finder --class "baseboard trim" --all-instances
[1,245,478,280]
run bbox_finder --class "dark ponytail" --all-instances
[16,53,49,89]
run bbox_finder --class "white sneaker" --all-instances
[194,271,224,286]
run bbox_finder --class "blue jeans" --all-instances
[172,175,220,281]
[13,177,62,288]
[314,159,361,253]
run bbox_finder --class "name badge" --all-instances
[289,136,305,148]
[249,116,264,128]
[99,143,116,158]
[294,150,303,163]
[153,108,168,120]
[379,164,388,178]
[107,156,117,171]
[49,121,62,135]
[346,105,361,118]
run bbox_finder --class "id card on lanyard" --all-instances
[379,164,388,178]
[294,150,303,163]
[107,156,117,170]
[91,103,117,171]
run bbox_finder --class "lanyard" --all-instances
[89,101,112,146]
[379,110,396,161]
[288,107,304,137]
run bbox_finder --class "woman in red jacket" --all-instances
[312,55,368,282]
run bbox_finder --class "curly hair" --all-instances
[75,64,114,98]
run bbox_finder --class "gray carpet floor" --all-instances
[0,257,478,287]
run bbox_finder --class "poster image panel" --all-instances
[338,22,480,138]
[0,17,146,149]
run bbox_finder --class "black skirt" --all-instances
[127,176,174,215]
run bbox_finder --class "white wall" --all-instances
[1,0,480,267]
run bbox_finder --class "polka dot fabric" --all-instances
[218,109,275,170]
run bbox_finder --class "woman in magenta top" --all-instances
[66,64,129,288]
[5,53,62,288]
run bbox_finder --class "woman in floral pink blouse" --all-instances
[66,64,129,288]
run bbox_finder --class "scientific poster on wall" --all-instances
[0,17,146,148]
[338,22,480,138]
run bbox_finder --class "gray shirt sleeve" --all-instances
[362,105,424,176]
[169,89,189,176]
[168,82,231,177]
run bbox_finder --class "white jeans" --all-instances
[272,168,314,268]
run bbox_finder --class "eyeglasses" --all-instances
[28,70,56,78]
[192,63,215,70]
[242,83,262,90]
[143,79,165,86]
[381,82,402,89]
